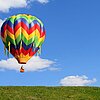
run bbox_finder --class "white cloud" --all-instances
[60,75,97,86]
[0,56,55,72]
[0,0,28,12]
[0,0,49,12]
[35,0,49,4]
[48,67,61,71]
[0,19,3,27]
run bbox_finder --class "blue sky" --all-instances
[0,0,100,86]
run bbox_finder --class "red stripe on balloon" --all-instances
[21,47,31,55]
[7,25,14,34]
[40,30,46,38]
[14,22,28,33]
[1,24,7,38]
[29,24,45,38]
[1,24,14,37]
[11,47,19,56]
[29,25,36,35]
[29,50,37,56]
[10,47,37,56]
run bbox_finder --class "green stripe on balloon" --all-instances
[9,17,15,24]
[15,34,35,45]
[3,35,16,46]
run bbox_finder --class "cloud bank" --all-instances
[0,0,49,12]
[0,56,55,72]
[60,75,97,86]
[0,0,28,12]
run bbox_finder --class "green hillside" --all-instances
[0,86,100,100]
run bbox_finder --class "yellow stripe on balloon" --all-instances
[6,30,15,40]
[11,16,16,19]
[35,29,40,39]
[15,53,32,64]
[21,28,40,40]
[15,52,32,59]
[15,27,36,40]
[28,31,36,40]
[20,53,31,58]
[35,35,45,47]
[39,35,45,42]
[1,28,45,45]
[15,27,21,39]
[2,30,8,43]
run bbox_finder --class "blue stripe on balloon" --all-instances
[14,18,43,29]
[9,41,39,51]
[7,20,14,29]
[1,18,45,33]
[14,18,29,28]
[22,41,32,50]
[1,20,8,33]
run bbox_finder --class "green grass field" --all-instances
[0,86,100,100]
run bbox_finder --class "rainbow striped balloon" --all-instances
[1,14,46,64]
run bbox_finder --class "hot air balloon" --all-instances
[0,14,46,72]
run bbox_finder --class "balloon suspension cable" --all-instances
[20,40,22,57]
[4,45,6,55]
[32,42,35,52]
[38,46,41,55]
[39,46,42,55]
[20,40,22,50]
[7,42,10,57]
[36,51,38,56]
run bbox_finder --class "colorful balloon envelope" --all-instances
[1,14,46,64]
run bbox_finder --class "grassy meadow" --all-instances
[0,86,100,100]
